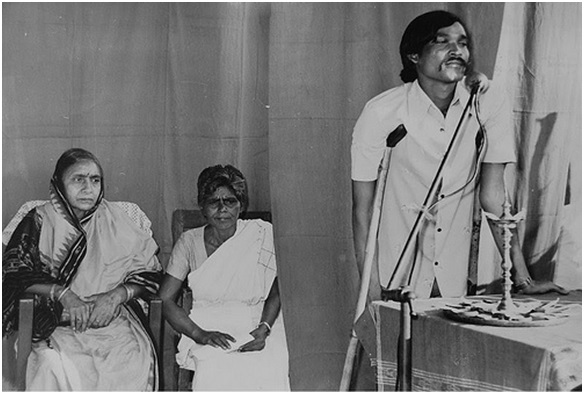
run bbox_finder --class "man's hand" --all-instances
[517,280,569,295]
[238,324,269,353]
[465,71,489,93]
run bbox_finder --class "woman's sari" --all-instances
[2,184,162,391]
[172,219,290,391]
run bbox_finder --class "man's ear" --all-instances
[407,54,419,64]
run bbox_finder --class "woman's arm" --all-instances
[25,283,93,332]
[158,273,235,349]
[85,283,146,329]
[479,163,567,294]
[238,277,282,352]
[259,276,281,328]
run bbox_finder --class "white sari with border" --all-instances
[175,219,290,391]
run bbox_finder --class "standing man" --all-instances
[351,10,566,298]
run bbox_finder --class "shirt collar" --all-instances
[453,81,469,106]
[410,79,469,115]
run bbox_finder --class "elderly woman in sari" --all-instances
[159,165,290,391]
[2,148,162,391]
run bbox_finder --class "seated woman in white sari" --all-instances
[159,165,290,391]
[2,148,162,391]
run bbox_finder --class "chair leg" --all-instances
[148,297,163,355]
[16,296,34,391]
[175,287,194,391]
[178,368,194,391]
[147,297,164,390]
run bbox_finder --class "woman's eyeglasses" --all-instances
[205,196,240,210]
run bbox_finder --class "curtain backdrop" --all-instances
[2,2,581,391]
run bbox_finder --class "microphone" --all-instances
[469,79,481,96]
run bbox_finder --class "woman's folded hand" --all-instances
[85,288,125,329]
[59,290,93,332]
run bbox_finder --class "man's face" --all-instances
[410,22,470,85]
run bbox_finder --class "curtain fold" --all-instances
[491,2,582,285]
[2,2,580,390]
[162,2,271,258]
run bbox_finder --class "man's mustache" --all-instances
[444,57,468,67]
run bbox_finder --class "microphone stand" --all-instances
[383,287,417,391]
[381,84,480,391]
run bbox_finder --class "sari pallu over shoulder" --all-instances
[2,185,162,342]
[2,178,101,342]
[189,219,277,305]
[2,208,64,341]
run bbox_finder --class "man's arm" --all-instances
[352,180,376,276]
[479,163,567,294]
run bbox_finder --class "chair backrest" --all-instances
[171,209,272,245]
[2,200,153,246]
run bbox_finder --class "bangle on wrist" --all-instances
[123,284,134,302]
[49,284,57,301]
[514,276,533,291]
[258,321,272,336]
[57,286,70,302]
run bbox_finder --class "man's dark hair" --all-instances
[399,10,473,83]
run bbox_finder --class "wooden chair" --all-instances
[2,200,163,391]
[170,209,272,391]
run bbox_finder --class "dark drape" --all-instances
[3,2,581,390]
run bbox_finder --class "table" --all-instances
[371,291,582,391]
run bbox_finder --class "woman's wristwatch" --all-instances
[258,321,272,336]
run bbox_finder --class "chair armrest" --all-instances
[17,293,35,391]
[142,292,163,389]
[141,292,163,356]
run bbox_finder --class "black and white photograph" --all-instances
[2,1,581,392]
